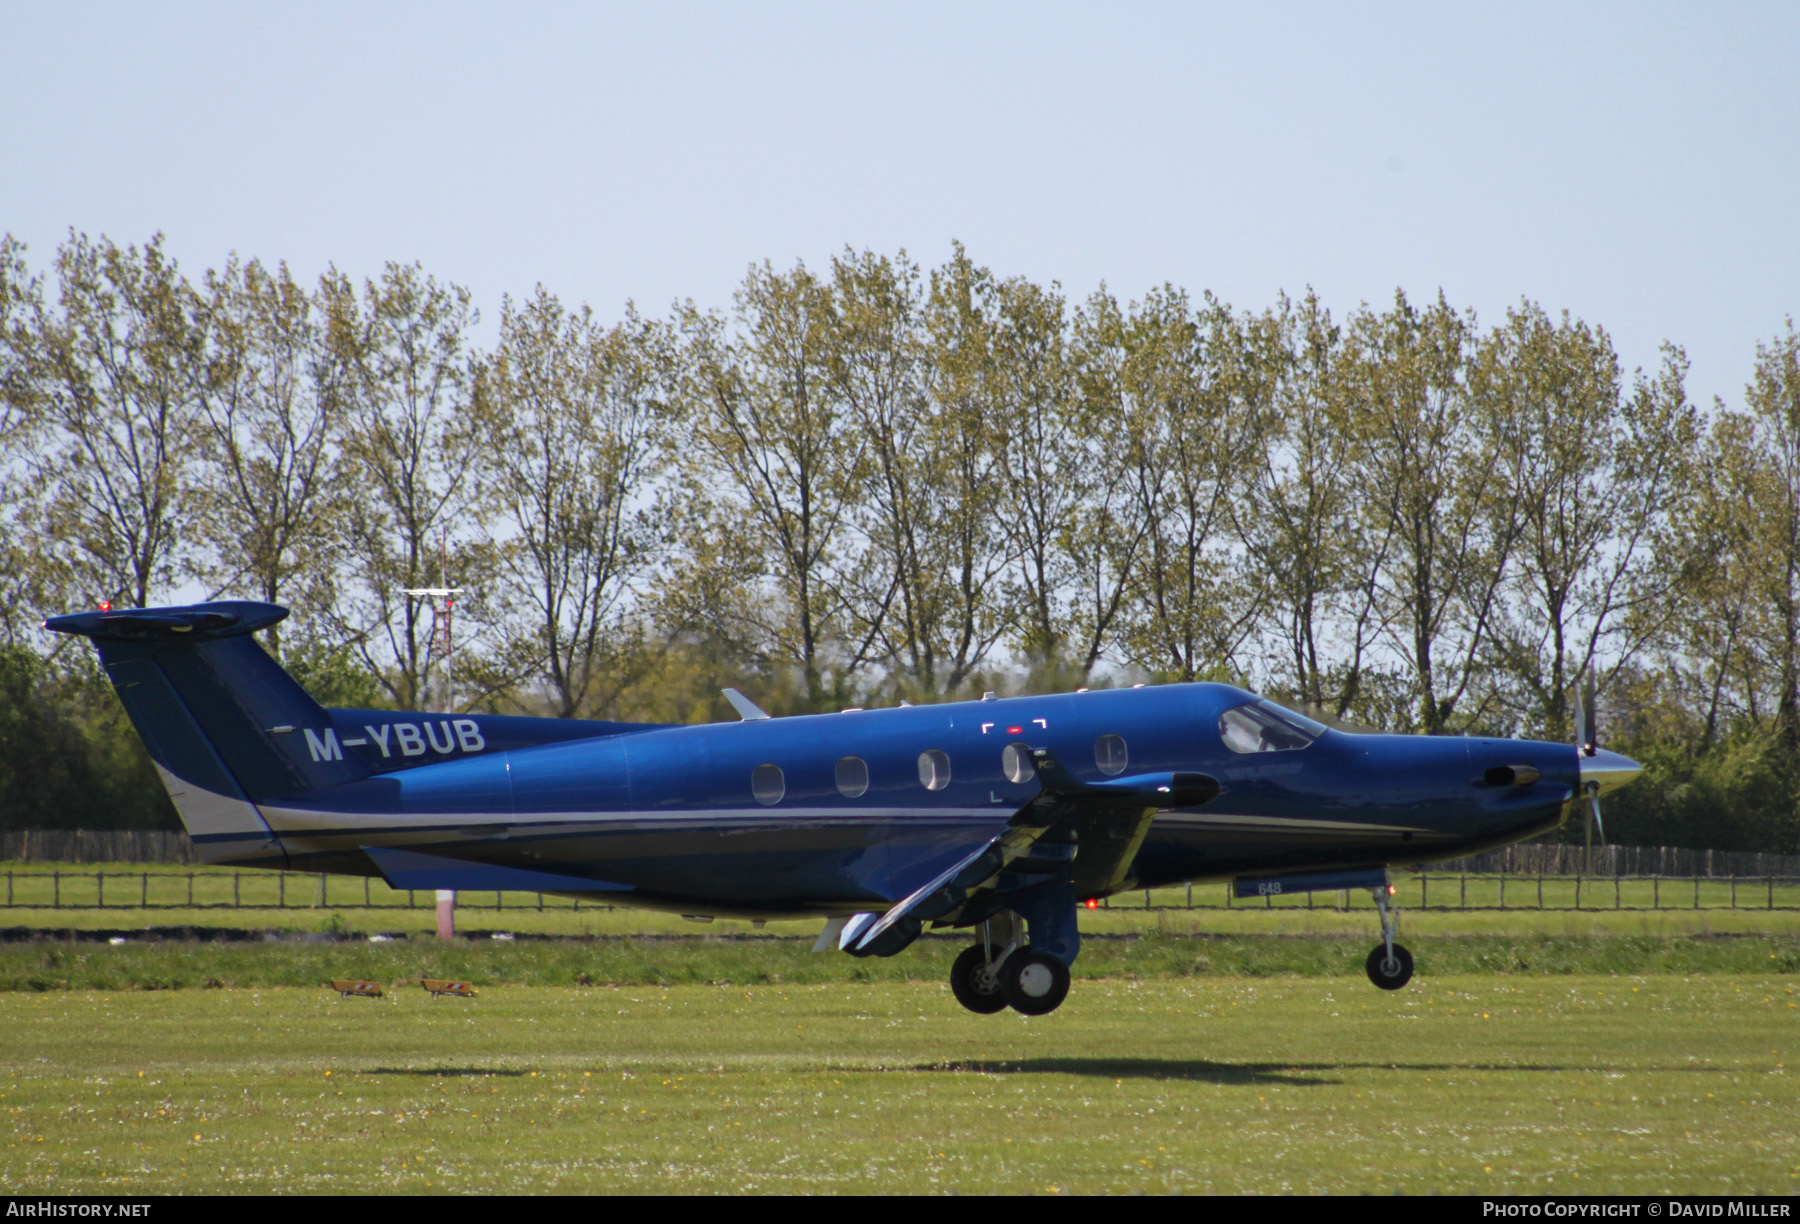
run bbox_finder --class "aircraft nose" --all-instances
[1579,747,1642,797]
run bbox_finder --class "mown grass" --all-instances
[0,977,1794,1194]
[0,930,1795,993]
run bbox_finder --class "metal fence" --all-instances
[0,869,611,912]
[2,868,1797,913]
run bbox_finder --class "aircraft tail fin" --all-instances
[42,602,371,865]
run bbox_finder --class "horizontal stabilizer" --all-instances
[43,602,288,642]
[362,846,636,895]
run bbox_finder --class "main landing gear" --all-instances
[1365,884,1414,990]
[949,910,1072,1016]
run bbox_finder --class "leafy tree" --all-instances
[194,256,349,657]
[1092,286,1257,681]
[1342,291,1513,733]
[22,232,208,612]
[1479,308,1698,740]
[987,271,1081,672]
[1236,292,1393,719]
[484,287,673,719]
[322,262,491,711]
[672,260,870,709]
[0,235,50,647]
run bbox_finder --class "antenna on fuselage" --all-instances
[722,688,771,721]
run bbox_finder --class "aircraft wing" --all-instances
[849,748,1219,954]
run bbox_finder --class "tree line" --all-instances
[1,231,1796,852]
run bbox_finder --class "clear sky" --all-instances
[3,1,1795,409]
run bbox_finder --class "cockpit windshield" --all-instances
[1218,699,1327,754]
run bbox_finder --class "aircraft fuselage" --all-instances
[259,683,1580,919]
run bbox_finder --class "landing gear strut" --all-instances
[1365,884,1414,990]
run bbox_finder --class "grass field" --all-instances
[0,977,1794,1194]
[1,930,1798,992]
[1,870,1795,1195]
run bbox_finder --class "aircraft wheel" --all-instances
[1001,949,1071,1015]
[949,945,1009,1014]
[1365,943,1414,990]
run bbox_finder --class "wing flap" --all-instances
[851,748,1220,952]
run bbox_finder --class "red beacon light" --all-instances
[1084,898,1099,910]
[97,601,112,612]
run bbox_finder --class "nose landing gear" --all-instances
[1365,884,1414,990]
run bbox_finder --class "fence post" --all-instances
[364,878,371,908]
[1421,876,1428,909]
[278,873,285,908]
[1575,876,1581,910]
[1186,882,1192,907]
[1731,875,1737,909]
[141,872,147,907]
[537,891,544,913]
[1694,876,1700,909]
[1499,874,1505,910]
[1770,876,1776,910]
[5,871,9,906]
[53,870,58,909]
[97,871,103,909]
[1538,874,1544,908]
[1460,874,1467,910]
[1615,876,1621,910]
[188,873,193,907]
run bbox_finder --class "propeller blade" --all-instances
[1574,671,1598,757]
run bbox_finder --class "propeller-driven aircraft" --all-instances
[45,600,1643,1016]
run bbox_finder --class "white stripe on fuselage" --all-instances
[255,802,1413,841]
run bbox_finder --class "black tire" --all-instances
[1000,948,1071,1015]
[949,945,1009,1014]
[1365,942,1414,990]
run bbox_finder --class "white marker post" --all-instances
[404,561,466,942]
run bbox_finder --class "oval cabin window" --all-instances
[917,749,951,791]
[751,763,785,805]
[835,755,869,798]
[1094,733,1128,776]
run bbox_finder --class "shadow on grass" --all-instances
[359,1066,531,1077]
[903,1057,1750,1083]
[903,1058,1337,1086]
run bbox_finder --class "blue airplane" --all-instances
[44,600,1642,1015]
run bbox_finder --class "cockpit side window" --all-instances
[1218,700,1324,754]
